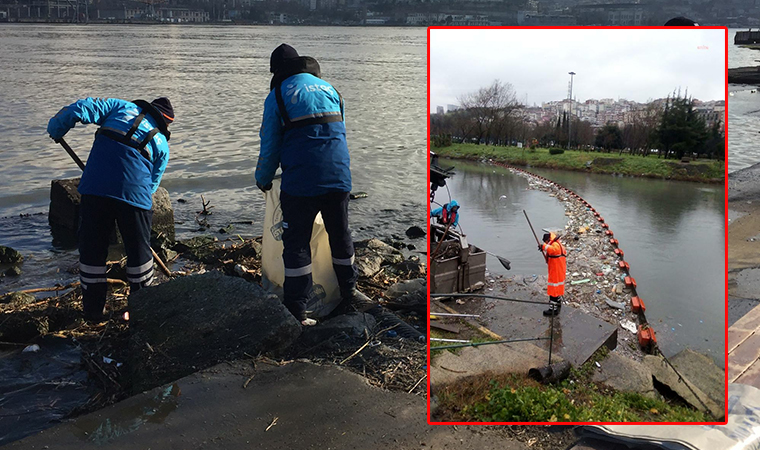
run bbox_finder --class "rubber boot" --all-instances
[340,287,376,312]
[83,304,107,324]
[543,301,562,317]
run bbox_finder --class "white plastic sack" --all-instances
[260,178,341,318]
[576,383,760,450]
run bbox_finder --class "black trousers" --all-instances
[78,195,154,317]
[280,191,358,320]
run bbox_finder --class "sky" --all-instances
[429,28,726,110]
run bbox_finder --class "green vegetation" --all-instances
[435,348,713,423]
[432,143,723,183]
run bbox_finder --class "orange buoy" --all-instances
[605,230,614,236]
[610,238,619,246]
[593,212,600,217]
[624,276,637,288]
[614,248,624,257]
[617,260,630,271]
[638,325,658,352]
[602,223,609,229]
[597,216,604,222]
[631,296,646,313]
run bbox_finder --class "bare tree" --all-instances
[457,80,523,145]
[621,101,663,156]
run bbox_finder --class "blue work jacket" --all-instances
[47,97,170,210]
[255,73,351,197]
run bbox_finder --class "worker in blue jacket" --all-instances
[255,44,370,326]
[47,97,174,323]
[431,201,460,228]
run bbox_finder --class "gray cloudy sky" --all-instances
[430,28,726,109]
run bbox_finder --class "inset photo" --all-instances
[428,27,726,425]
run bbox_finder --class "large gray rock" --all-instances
[384,278,426,300]
[49,178,175,242]
[0,246,22,264]
[592,352,655,398]
[354,238,404,277]
[128,271,301,393]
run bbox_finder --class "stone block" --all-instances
[48,178,175,243]
[127,271,301,393]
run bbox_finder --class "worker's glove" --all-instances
[538,244,543,252]
[256,181,273,192]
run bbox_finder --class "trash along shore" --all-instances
[429,162,725,424]
[0,228,427,444]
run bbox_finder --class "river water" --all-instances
[729,28,760,173]
[0,24,427,292]
[442,158,725,367]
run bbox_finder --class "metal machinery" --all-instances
[429,152,486,294]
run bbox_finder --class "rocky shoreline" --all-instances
[0,231,428,443]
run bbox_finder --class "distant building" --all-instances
[447,104,460,112]
[517,11,576,26]
[365,10,390,25]
[158,8,210,22]
[575,3,645,26]
[125,7,209,22]
[695,104,725,129]
[365,17,390,24]
[269,12,289,23]
[436,106,444,115]
[447,14,489,26]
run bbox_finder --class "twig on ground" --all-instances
[408,374,426,393]
[340,340,370,365]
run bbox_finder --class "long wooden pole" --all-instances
[523,210,548,263]
[55,137,173,278]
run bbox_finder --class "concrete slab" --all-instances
[643,355,723,419]
[729,303,760,386]
[669,349,725,406]
[481,300,617,367]
[430,342,559,392]
[10,361,529,450]
[591,351,655,398]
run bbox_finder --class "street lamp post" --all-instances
[568,71,575,150]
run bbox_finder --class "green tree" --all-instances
[655,91,709,160]
[595,123,623,151]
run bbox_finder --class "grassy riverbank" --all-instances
[433,144,724,183]
[434,348,713,423]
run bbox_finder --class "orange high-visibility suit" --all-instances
[541,232,567,296]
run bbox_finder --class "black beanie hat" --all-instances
[151,97,174,124]
[542,233,551,243]
[664,17,698,26]
[270,44,299,74]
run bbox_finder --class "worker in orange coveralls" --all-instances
[539,231,566,316]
